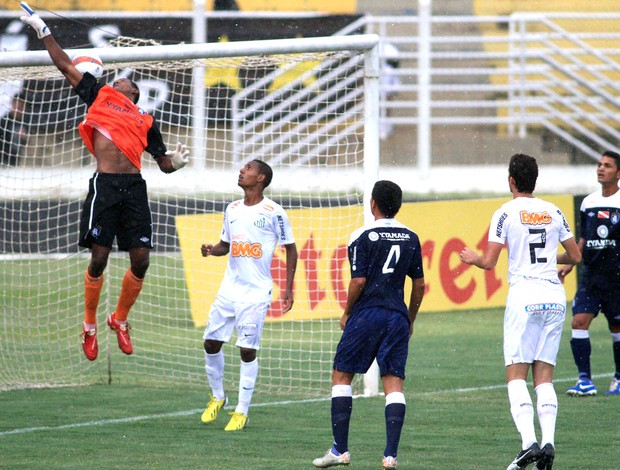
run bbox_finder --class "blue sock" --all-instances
[331,396,352,455]
[571,337,592,380]
[384,403,406,458]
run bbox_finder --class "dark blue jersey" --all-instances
[579,190,620,284]
[347,218,424,318]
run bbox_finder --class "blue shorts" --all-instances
[333,307,410,380]
[573,280,620,329]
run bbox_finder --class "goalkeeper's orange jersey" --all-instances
[78,85,154,170]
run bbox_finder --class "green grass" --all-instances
[1,308,619,469]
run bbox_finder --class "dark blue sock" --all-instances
[331,396,352,455]
[571,337,592,379]
[613,341,620,380]
[384,403,406,458]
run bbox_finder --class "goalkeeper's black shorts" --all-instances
[79,172,153,251]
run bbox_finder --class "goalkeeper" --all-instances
[20,2,190,361]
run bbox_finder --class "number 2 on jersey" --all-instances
[528,228,547,264]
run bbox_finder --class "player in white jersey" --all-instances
[199,160,298,431]
[460,154,581,470]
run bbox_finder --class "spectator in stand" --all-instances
[0,96,28,166]
[380,42,401,140]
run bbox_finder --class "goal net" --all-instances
[0,34,380,398]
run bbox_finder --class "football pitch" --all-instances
[1,308,618,469]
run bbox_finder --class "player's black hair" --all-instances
[252,159,273,189]
[128,79,140,104]
[602,150,620,169]
[509,153,538,193]
[372,180,402,218]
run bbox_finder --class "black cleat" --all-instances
[507,443,541,470]
[533,443,554,470]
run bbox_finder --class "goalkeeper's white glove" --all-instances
[166,142,190,170]
[19,2,50,39]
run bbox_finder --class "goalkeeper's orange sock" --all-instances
[114,269,144,322]
[84,271,103,327]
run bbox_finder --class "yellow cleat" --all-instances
[224,411,248,431]
[201,395,227,423]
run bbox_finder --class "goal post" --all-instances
[0,34,381,397]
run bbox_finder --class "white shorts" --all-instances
[203,295,271,350]
[503,279,566,367]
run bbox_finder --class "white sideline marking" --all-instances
[0,374,611,437]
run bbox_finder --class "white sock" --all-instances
[385,391,406,406]
[571,329,590,339]
[535,382,558,447]
[205,351,225,401]
[236,358,258,415]
[507,379,537,449]
[332,384,352,397]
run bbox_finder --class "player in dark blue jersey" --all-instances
[560,151,620,396]
[313,180,425,470]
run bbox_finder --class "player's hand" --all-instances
[558,264,574,284]
[19,2,51,39]
[281,289,294,314]
[166,141,189,170]
[459,246,476,265]
[201,243,213,257]
[339,313,349,331]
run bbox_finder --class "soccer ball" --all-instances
[71,52,104,78]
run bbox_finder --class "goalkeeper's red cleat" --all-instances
[81,327,98,361]
[107,313,133,355]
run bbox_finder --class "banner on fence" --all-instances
[177,195,578,326]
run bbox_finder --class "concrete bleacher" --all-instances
[357,0,619,168]
[4,1,611,172]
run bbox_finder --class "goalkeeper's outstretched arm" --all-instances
[19,2,83,88]
[152,141,190,173]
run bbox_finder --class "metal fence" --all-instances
[339,12,620,165]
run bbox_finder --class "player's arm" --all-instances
[147,120,189,173]
[557,236,583,282]
[341,276,366,331]
[281,242,298,313]
[155,142,189,173]
[201,240,230,257]
[407,276,425,337]
[557,236,582,265]
[19,2,83,88]
[557,236,584,283]
[459,241,503,270]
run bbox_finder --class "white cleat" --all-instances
[312,449,351,468]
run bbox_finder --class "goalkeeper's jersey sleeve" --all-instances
[74,73,166,170]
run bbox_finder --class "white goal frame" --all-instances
[0,33,381,396]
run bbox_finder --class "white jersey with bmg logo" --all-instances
[217,197,295,302]
[488,196,574,285]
